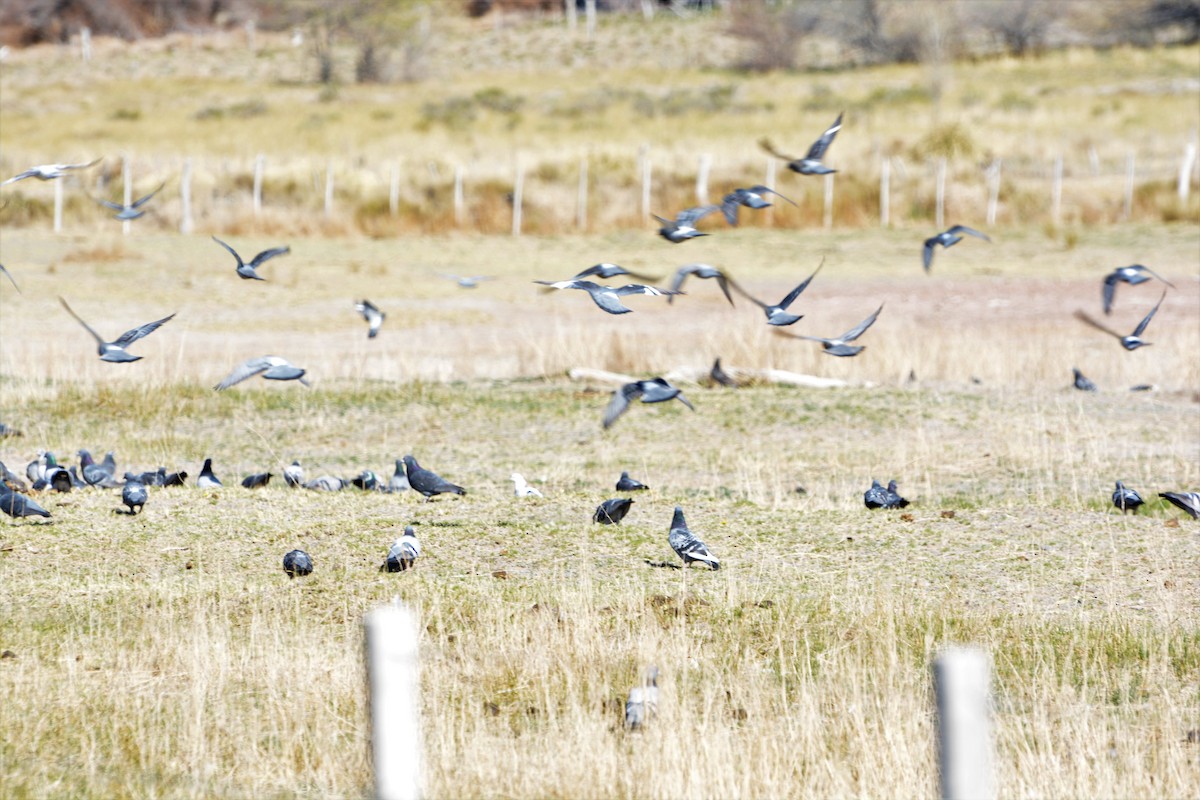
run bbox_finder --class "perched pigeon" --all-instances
[616,471,648,492]
[922,225,991,272]
[403,455,466,500]
[305,475,345,492]
[1076,292,1165,351]
[603,378,695,429]
[438,273,495,288]
[571,263,660,282]
[666,263,744,306]
[2,158,100,185]
[624,666,660,731]
[355,299,385,338]
[594,497,633,525]
[1102,265,1174,315]
[214,356,309,390]
[1159,491,1200,520]
[197,458,223,489]
[534,279,680,315]
[654,205,720,242]
[382,526,421,572]
[668,506,720,569]
[775,304,883,357]
[60,297,175,363]
[1112,481,1144,514]
[282,549,313,578]
[284,461,305,488]
[710,357,738,388]
[864,479,908,509]
[739,259,823,326]
[1072,368,1097,392]
[388,459,410,493]
[242,472,272,489]
[720,185,797,225]
[121,477,148,514]
[511,472,543,498]
[0,487,51,519]
[0,263,21,294]
[212,236,290,281]
[759,112,844,175]
[93,183,164,221]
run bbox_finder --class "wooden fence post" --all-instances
[565,0,576,32]
[80,27,92,63]
[765,157,776,226]
[512,160,524,237]
[180,157,194,234]
[585,0,596,39]
[364,599,422,800]
[879,157,890,228]
[933,647,995,800]
[935,157,946,229]
[576,156,588,231]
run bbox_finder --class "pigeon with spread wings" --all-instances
[212,236,291,281]
[922,225,990,272]
[667,263,744,307]
[214,356,310,390]
[720,185,797,225]
[1102,265,1174,315]
[535,279,679,315]
[2,158,100,185]
[1075,292,1165,351]
[740,259,823,326]
[60,297,175,363]
[93,183,164,221]
[603,378,694,429]
[355,299,386,338]
[654,205,720,242]
[775,304,883,357]
[759,112,844,175]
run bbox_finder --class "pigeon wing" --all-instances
[131,183,165,209]
[677,205,719,226]
[211,236,246,268]
[841,304,883,342]
[720,194,741,226]
[1131,292,1165,337]
[114,312,176,347]
[922,238,938,272]
[214,357,272,391]
[947,224,990,241]
[1074,310,1123,340]
[758,137,796,162]
[0,264,21,294]
[603,383,643,429]
[753,185,797,206]
[804,112,844,161]
[777,259,824,310]
[1102,272,1119,314]
[249,246,290,268]
[59,297,107,347]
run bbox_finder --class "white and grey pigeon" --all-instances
[667,506,720,570]
[389,459,410,493]
[654,205,720,242]
[739,259,823,326]
[759,112,844,175]
[282,549,313,578]
[197,458,223,488]
[214,356,309,390]
[93,182,164,221]
[775,304,883,357]
[2,158,100,185]
[59,297,175,363]
[667,263,745,307]
[382,526,421,572]
[1159,491,1200,520]
[355,299,386,338]
[534,279,680,315]
[922,225,991,272]
[305,475,345,491]
[511,472,543,498]
[438,273,494,288]
[571,263,660,282]
[624,666,660,731]
[603,378,695,429]
[1076,291,1165,351]
[720,185,797,225]
[1102,265,1174,315]
[211,235,291,281]
[283,461,305,488]
[121,476,148,515]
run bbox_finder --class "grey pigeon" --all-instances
[212,236,290,281]
[1112,481,1144,514]
[1072,368,1097,392]
[720,185,796,225]
[382,526,421,572]
[242,472,272,489]
[355,299,385,338]
[667,506,720,570]
[776,304,883,357]
[759,112,843,175]
[403,455,466,501]
[282,549,313,578]
[214,356,309,390]
[0,460,27,492]
[389,459,410,493]
[1103,265,1174,315]
[197,458,223,488]
[624,666,660,731]
[67,466,87,489]
[305,475,345,491]
[0,421,22,438]
[121,476,148,514]
[511,472,543,498]
[1076,291,1165,351]
[0,263,21,294]
[79,450,120,487]
[885,480,909,508]
[615,471,648,492]
[603,377,695,429]
[2,158,100,185]
[350,470,380,491]
[534,279,680,315]
[922,225,990,272]
[739,259,822,326]
[667,263,745,306]
[438,273,495,288]
[864,479,908,509]
[654,205,720,242]
[1159,491,1200,520]
[132,467,167,487]
[710,357,738,388]
[284,461,304,488]
[93,183,164,221]
[593,497,633,525]
[0,487,51,519]
[571,263,660,282]
[60,297,175,363]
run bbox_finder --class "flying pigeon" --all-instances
[60,297,175,363]
[594,497,633,525]
[121,477,148,514]
[511,472,543,498]
[1112,481,1144,514]
[242,472,272,489]
[0,263,21,294]
[197,458,223,489]
[667,506,720,569]
[355,299,385,338]
[709,357,738,388]
[402,455,466,501]
[284,461,304,488]
[571,263,660,282]
[214,356,309,390]
[922,225,991,272]
[1102,265,1174,315]
[438,273,495,288]
[775,304,883,357]
[389,459,410,493]
[2,158,100,185]
[864,479,908,509]
[305,475,345,492]
[615,471,648,492]
[740,259,823,326]
[654,205,720,242]
[1072,368,1097,392]
[1075,291,1165,351]
[624,666,660,731]
[603,377,695,429]
[211,235,291,281]
[666,263,745,307]
[93,182,164,221]
[382,526,421,572]
[0,486,51,519]
[720,185,797,225]
[1159,491,1200,520]
[759,112,844,175]
[534,279,680,315]
[282,549,313,578]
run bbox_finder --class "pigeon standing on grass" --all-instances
[1076,292,1166,351]
[403,455,466,501]
[616,471,648,492]
[864,479,908,509]
[242,472,272,489]
[121,476,148,515]
[511,473,543,498]
[355,299,386,338]
[710,357,739,388]
[594,498,633,525]
[668,506,720,569]
[624,666,660,731]
[79,450,120,488]
[603,378,695,429]
[282,549,313,578]
[1112,481,1144,514]
[382,526,421,572]
[1159,491,1200,520]
[922,225,991,272]
[284,461,304,488]
[0,487,51,519]
[1072,368,1097,392]
[60,297,176,363]
[1102,265,1174,315]
[389,459,410,493]
[759,112,844,176]
[212,236,290,281]
[197,458,223,488]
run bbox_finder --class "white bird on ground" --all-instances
[624,666,660,731]
[511,472,543,497]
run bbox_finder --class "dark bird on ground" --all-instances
[775,304,883,357]
[864,479,909,509]
[1072,368,1098,392]
[603,377,695,429]
[0,460,27,492]
[60,297,175,363]
[382,526,421,572]
[616,471,648,492]
[710,357,738,388]
[403,455,466,501]
[571,263,661,282]
[242,472,272,489]
[740,259,823,326]
[163,470,188,487]
[350,470,380,491]
[922,225,990,272]
[214,356,309,390]
[438,273,494,288]
[355,299,385,338]
[1112,481,1144,514]
[282,549,313,578]
[759,112,844,176]
[654,205,720,242]
[0,421,22,438]
[211,235,290,281]
[121,477,148,514]
[668,506,720,570]
[132,467,167,487]
[1102,265,1174,315]
[594,497,633,525]
[0,487,51,519]
[624,666,660,731]
[0,263,21,294]
[284,461,304,488]
[1159,491,1200,520]
[720,185,796,225]
[2,158,100,185]
[389,459,410,493]
[49,468,72,493]
[93,183,164,221]
[534,280,680,315]
[885,480,909,508]
[666,263,744,307]
[197,458,223,489]
[1076,292,1165,351]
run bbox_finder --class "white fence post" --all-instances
[1051,154,1063,224]
[823,173,834,230]
[696,153,711,205]
[180,157,194,234]
[585,0,596,39]
[512,160,524,237]
[576,156,588,231]
[53,178,64,234]
[253,154,264,216]
[365,599,422,800]
[389,163,401,217]
[1123,152,1135,220]
[1178,142,1197,202]
[453,166,464,227]
[122,156,132,236]
[934,157,946,229]
[765,157,776,226]
[565,0,576,32]
[324,160,334,218]
[933,647,995,800]
[639,145,651,220]
[879,157,890,228]
[80,27,92,63]
[985,159,1001,226]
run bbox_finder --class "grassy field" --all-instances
[1,14,1200,800]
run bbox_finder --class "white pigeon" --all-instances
[624,666,659,731]
[511,472,543,498]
